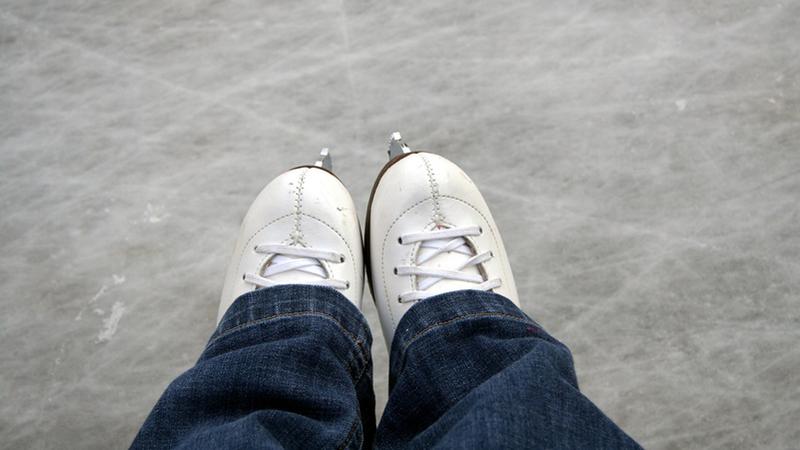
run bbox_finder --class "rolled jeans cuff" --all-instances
[389,290,563,379]
[208,285,372,384]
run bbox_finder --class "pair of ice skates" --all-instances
[218,133,519,347]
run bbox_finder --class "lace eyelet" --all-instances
[478,226,484,235]
[345,281,350,289]
[339,255,346,263]
[397,236,404,245]
[393,267,398,275]
[397,296,403,303]
[241,274,246,280]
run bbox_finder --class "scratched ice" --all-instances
[1,1,799,448]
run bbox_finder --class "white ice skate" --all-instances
[217,148,364,323]
[366,133,520,347]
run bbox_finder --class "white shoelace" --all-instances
[243,244,349,290]
[395,225,502,303]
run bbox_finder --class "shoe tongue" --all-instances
[261,254,328,285]
[415,237,482,298]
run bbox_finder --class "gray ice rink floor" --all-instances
[2,1,799,448]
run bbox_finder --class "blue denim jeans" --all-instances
[132,285,641,449]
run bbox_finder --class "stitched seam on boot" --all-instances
[291,169,309,245]
[420,154,444,224]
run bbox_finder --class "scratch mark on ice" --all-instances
[97,302,126,342]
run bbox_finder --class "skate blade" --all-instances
[314,147,333,171]
[388,132,412,160]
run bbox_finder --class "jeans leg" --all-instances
[375,290,641,449]
[131,285,374,450]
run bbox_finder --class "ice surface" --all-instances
[1,0,799,448]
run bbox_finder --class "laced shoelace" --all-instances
[395,225,501,303]
[243,244,349,290]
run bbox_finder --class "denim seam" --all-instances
[345,341,371,390]
[396,312,532,371]
[208,311,370,374]
[335,414,362,450]
[334,344,372,450]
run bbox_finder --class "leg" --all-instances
[367,135,641,448]
[133,150,372,449]
[132,286,374,449]
[377,290,639,449]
